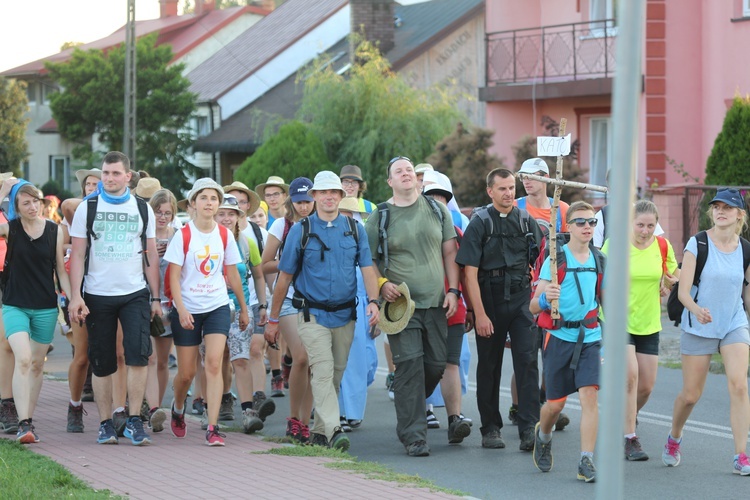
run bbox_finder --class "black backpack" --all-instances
[469,204,539,268]
[292,215,360,284]
[667,231,750,326]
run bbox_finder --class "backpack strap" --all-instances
[741,237,750,286]
[656,235,669,275]
[693,231,709,286]
[84,196,99,277]
[136,196,150,268]
[516,197,526,210]
[376,202,391,275]
[249,220,264,256]
[423,194,445,226]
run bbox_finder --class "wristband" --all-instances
[268,317,279,324]
[150,298,162,303]
[538,292,551,311]
[377,277,389,291]
[368,299,380,306]
[448,288,461,298]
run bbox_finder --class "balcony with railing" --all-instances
[480,19,617,102]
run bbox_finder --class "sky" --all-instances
[0,0,163,73]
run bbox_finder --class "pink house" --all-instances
[480,0,750,249]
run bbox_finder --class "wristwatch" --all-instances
[150,298,162,302]
[258,303,268,309]
[368,299,381,306]
[448,288,461,298]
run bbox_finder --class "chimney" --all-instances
[350,0,395,55]
[160,0,179,18]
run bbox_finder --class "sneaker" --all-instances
[16,420,38,444]
[448,417,471,444]
[201,415,208,430]
[149,408,167,433]
[426,410,440,429]
[241,408,263,434]
[481,428,505,449]
[662,435,681,467]
[205,425,226,446]
[124,416,152,446]
[555,412,571,431]
[97,419,118,444]
[388,388,395,401]
[577,455,597,483]
[112,409,128,437]
[170,403,187,438]
[340,416,352,433]
[192,397,205,415]
[733,452,750,475]
[385,372,394,390]
[139,400,150,423]
[348,419,362,429]
[533,423,553,472]
[508,404,518,425]
[406,440,430,457]
[219,393,235,420]
[264,357,271,375]
[81,388,94,402]
[286,417,302,441]
[311,433,328,447]
[168,353,177,368]
[299,423,311,444]
[253,391,276,421]
[270,375,285,397]
[281,357,292,389]
[459,414,473,427]
[330,429,350,451]
[67,403,86,433]
[519,426,535,451]
[624,436,649,461]
[0,399,19,434]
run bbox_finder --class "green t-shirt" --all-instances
[365,196,456,308]
[602,237,677,335]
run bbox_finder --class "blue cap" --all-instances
[710,188,745,210]
[289,177,313,203]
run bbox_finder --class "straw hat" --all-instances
[255,176,289,199]
[378,282,416,335]
[75,168,102,192]
[414,163,434,174]
[338,196,364,214]
[177,199,188,211]
[223,181,261,216]
[134,178,162,200]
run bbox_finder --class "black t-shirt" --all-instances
[456,205,543,281]
[3,219,58,309]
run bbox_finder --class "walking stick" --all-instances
[548,118,566,322]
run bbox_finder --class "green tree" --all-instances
[297,40,465,202]
[705,95,750,186]
[0,76,29,176]
[46,33,201,193]
[426,122,505,208]
[235,120,332,188]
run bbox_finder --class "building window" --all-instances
[49,155,70,190]
[589,0,617,34]
[42,82,58,105]
[744,0,750,17]
[26,81,36,105]
[192,116,210,138]
[589,117,612,191]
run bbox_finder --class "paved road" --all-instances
[42,314,748,499]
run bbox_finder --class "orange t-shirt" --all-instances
[514,198,569,233]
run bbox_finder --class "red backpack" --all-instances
[164,224,229,303]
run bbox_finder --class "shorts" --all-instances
[85,289,152,377]
[250,303,265,335]
[542,332,600,401]
[279,297,298,318]
[680,326,750,355]
[228,314,252,361]
[629,332,660,355]
[446,323,464,366]
[171,304,231,347]
[3,305,58,344]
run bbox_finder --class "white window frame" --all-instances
[42,82,57,105]
[588,0,617,38]
[49,155,71,191]
[589,117,612,197]
[744,0,750,17]
[191,116,210,138]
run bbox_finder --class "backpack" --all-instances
[531,239,606,330]
[666,231,750,327]
[293,215,360,282]
[375,194,444,275]
[248,220,264,256]
[164,223,230,302]
[516,196,562,235]
[470,204,539,267]
[600,205,610,242]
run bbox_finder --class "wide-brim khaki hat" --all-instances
[378,282,416,335]
[255,176,289,199]
[223,181,261,216]
[177,199,188,211]
[338,196,365,214]
[75,168,102,191]
[134,178,162,200]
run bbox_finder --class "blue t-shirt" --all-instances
[540,245,602,343]
[682,235,748,338]
[278,213,373,328]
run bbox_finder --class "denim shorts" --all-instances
[3,305,58,344]
[278,297,298,318]
[171,304,231,347]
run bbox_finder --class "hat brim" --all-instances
[177,199,188,211]
[255,183,289,199]
[340,175,363,182]
[709,197,745,210]
[224,185,261,217]
[518,167,549,176]
[75,169,102,185]
[424,188,453,203]
[378,283,416,335]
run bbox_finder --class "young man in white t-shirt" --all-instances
[68,152,162,447]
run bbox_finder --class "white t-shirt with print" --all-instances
[164,221,242,314]
[240,222,268,305]
[70,196,156,296]
[268,217,295,300]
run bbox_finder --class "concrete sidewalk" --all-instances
[1,379,458,499]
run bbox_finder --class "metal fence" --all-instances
[682,186,750,246]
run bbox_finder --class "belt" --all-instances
[480,268,505,278]
[292,292,357,322]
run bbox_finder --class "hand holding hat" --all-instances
[378,282,416,335]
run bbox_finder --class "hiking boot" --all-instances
[448,417,471,444]
[519,426,535,451]
[16,420,38,444]
[139,400,150,423]
[406,440,430,457]
[426,410,440,429]
[481,428,505,449]
[205,425,226,447]
[555,412,571,431]
[459,414,473,427]
[241,409,263,434]
[733,452,750,475]
[577,455,597,483]
[0,399,19,434]
[286,417,302,441]
[201,415,209,430]
[97,419,118,444]
[149,407,167,433]
[533,423,553,472]
[219,393,235,420]
[253,391,276,422]
[311,432,328,447]
[270,375,285,397]
[661,435,681,467]
[340,416,352,433]
[192,397,205,415]
[112,409,128,437]
[299,423,310,444]
[170,402,187,438]
[624,436,649,461]
[67,403,86,433]
[81,387,94,402]
[508,404,518,425]
[124,416,151,446]
[330,429,350,451]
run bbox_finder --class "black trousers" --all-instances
[476,281,540,437]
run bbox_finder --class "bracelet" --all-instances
[448,288,461,298]
[538,292,551,311]
[150,298,162,302]
[377,277,389,291]
[368,299,380,306]
[258,304,268,309]
[267,317,279,324]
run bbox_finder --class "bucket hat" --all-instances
[310,171,345,197]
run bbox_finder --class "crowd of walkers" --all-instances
[0,152,748,481]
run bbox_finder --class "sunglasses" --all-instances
[222,197,239,207]
[570,217,598,228]
[389,156,412,167]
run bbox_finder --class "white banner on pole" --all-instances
[537,134,571,157]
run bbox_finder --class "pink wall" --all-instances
[486,0,582,34]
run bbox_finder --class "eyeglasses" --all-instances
[265,191,284,199]
[341,179,360,187]
[223,197,239,207]
[155,211,173,219]
[570,217,598,228]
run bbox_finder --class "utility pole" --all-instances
[124,0,137,167]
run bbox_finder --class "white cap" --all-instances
[518,158,549,175]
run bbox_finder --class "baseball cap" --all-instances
[518,158,550,175]
[289,177,314,203]
[709,188,746,210]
